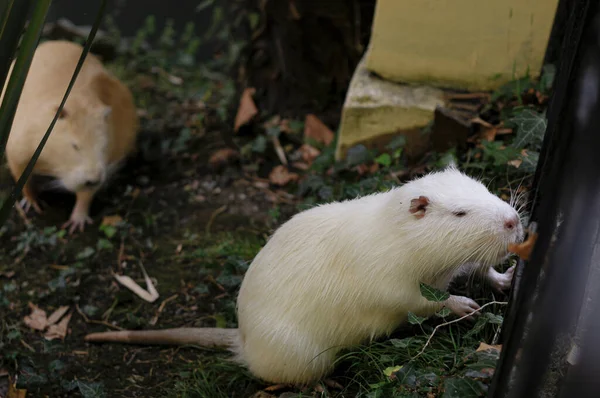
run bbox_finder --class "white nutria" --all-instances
[1,40,138,233]
[85,165,523,385]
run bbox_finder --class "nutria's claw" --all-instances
[62,214,93,234]
[19,197,43,214]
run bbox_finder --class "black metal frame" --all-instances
[489,0,600,396]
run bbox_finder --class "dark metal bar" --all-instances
[488,1,600,397]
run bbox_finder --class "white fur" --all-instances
[233,166,523,383]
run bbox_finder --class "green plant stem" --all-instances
[0,0,108,226]
[0,0,30,91]
[0,0,35,159]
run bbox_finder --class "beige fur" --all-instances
[1,40,138,232]
[85,167,524,384]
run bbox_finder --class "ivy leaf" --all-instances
[419,282,450,302]
[407,312,426,325]
[483,312,503,325]
[390,337,415,349]
[375,153,392,167]
[386,135,406,151]
[436,307,452,318]
[442,377,487,398]
[76,247,95,260]
[509,109,547,150]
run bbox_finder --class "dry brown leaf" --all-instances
[44,311,72,341]
[269,165,299,186]
[167,74,183,85]
[292,161,310,171]
[0,270,15,278]
[476,342,502,353]
[7,375,27,398]
[304,114,334,146]
[496,128,513,135]
[112,263,159,303]
[47,305,69,326]
[508,159,522,168]
[234,87,258,132]
[101,215,123,227]
[299,144,321,165]
[0,368,8,377]
[289,0,301,19]
[208,148,240,169]
[470,117,494,128]
[23,302,48,331]
[481,127,497,141]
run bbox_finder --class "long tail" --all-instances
[84,327,238,347]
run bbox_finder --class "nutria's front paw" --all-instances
[445,295,481,319]
[20,197,43,214]
[62,212,93,234]
[487,265,515,292]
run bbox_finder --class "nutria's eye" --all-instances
[453,211,467,217]
[72,143,80,151]
[57,107,68,119]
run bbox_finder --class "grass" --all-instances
[0,11,552,398]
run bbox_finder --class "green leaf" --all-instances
[247,12,260,30]
[419,282,450,302]
[375,153,392,167]
[539,64,556,92]
[345,144,372,167]
[82,305,99,317]
[100,225,117,238]
[509,109,547,150]
[212,313,227,328]
[76,247,95,260]
[386,135,407,150]
[97,238,114,250]
[48,359,65,373]
[483,312,503,325]
[442,377,487,398]
[407,312,426,325]
[481,141,522,166]
[287,119,304,133]
[390,337,415,349]
[252,134,267,153]
[7,329,21,340]
[196,0,215,12]
[436,307,452,318]
[516,150,539,173]
[383,365,402,377]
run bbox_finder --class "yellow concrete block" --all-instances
[335,52,445,161]
[366,0,558,90]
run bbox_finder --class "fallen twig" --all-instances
[412,300,508,360]
[149,294,178,325]
[272,135,288,165]
[76,304,123,331]
[111,262,159,303]
[205,205,228,235]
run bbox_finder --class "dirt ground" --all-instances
[0,117,303,397]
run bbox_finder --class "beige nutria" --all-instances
[85,166,523,384]
[1,40,138,233]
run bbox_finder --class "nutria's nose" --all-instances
[85,179,100,187]
[504,216,520,231]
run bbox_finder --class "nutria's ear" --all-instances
[409,196,429,219]
[54,105,68,119]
